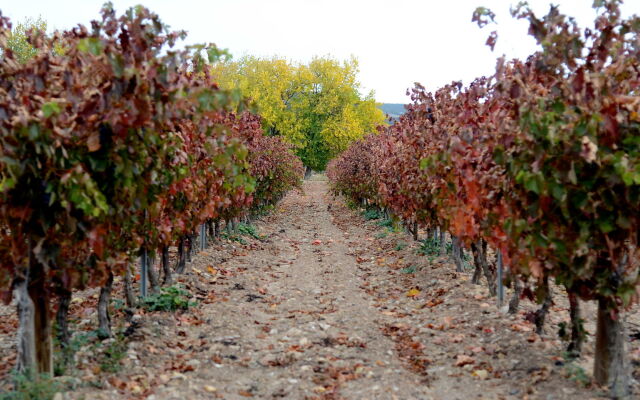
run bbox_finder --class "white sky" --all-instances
[2,0,639,103]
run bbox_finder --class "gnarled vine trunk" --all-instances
[186,235,193,263]
[55,289,72,348]
[161,245,172,285]
[508,278,522,315]
[470,240,496,296]
[147,252,160,294]
[214,220,221,238]
[123,265,136,308]
[534,276,552,335]
[594,298,630,397]
[28,260,53,375]
[567,292,584,356]
[470,242,483,285]
[176,236,187,274]
[451,236,464,273]
[15,277,36,376]
[97,272,114,339]
[55,288,72,374]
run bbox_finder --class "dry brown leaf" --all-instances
[454,354,475,367]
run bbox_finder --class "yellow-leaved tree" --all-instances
[211,55,385,171]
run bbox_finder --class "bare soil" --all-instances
[1,178,639,399]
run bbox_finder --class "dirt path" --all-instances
[149,180,430,399]
[64,179,638,400]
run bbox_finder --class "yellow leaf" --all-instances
[406,288,421,297]
[207,265,218,275]
[472,369,489,379]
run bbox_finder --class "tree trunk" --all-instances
[123,265,136,308]
[567,292,584,356]
[161,246,172,285]
[470,242,483,285]
[147,252,160,294]
[97,272,114,340]
[207,220,215,238]
[439,229,446,255]
[55,288,72,374]
[451,236,464,272]
[214,220,221,238]
[470,240,497,296]
[594,298,630,397]
[534,276,552,335]
[28,261,53,375]
[412,221,418,241]
[186,234,194,263]
[480,240,496,296]
[200,224,207,251]
[176,236,187,274]
[15,277,36,376]
[508,278,522,314]
[55,289,72,349]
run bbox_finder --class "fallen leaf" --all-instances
[472,369,489,379]
[510,323,532,332]
[454,354,475,367]
[406,288,421,298]
[448,334,465,343]
[203,385,217,393]
[443,316,454,329]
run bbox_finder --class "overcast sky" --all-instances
[2,0,639,103]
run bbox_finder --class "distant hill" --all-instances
[378,103,406,121]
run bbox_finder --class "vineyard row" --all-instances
[0,5,304,378]
[327,2,639,396]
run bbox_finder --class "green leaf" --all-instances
[524,173,541,194]
[597,218,614,233]
[0,176,16,192]
[42,102,61,118]
[77,38,103,56]
[550,182,565,200]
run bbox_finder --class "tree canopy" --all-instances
[211,55,385,170]
[5,17,47,63]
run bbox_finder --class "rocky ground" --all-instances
[1,177,639,399]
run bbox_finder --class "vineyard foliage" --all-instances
[0,4,303,374]
[329,0,640,314]
[328,1,639,393]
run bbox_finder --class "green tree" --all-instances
[5,17,47,63]
[211,55,385,170]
